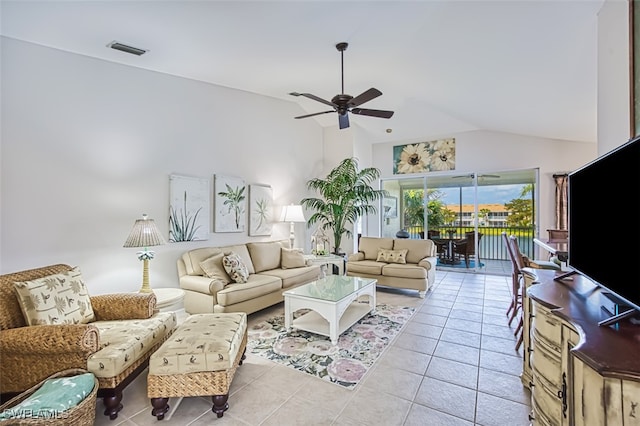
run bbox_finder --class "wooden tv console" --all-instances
[520,269,640,426]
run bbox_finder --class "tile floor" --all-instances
[94,270,531,425]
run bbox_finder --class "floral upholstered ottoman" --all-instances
[147,313,247,420]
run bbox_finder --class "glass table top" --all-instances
[283,275,376,302]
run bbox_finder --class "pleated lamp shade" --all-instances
[123,214,165,248]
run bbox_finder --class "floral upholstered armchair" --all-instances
[0,264,177,420]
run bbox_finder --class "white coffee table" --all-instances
[283,275,376,344]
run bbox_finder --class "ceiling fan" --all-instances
[290,42,394,129]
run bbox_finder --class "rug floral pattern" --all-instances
[247,304,415,389]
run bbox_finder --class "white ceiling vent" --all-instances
[107,41,147,56]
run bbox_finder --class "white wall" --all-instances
[598,0,633,154]
[1,37,323,293]
[1,0,632,292]
[369,130,596,240]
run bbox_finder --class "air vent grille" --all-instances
[107,41,147,56]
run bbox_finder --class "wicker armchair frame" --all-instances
[0,264,174,421]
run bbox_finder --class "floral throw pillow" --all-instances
[376,248,408,264]
[222,252,250,283]
[13,266,95,325]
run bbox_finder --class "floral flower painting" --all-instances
[393,138,456,174]
[248,184,273,236]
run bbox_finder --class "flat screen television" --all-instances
[567,136,640,325]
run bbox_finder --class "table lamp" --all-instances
[280,204,306,248]
[123,214,166,293]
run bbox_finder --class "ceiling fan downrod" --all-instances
[336,42,348,95]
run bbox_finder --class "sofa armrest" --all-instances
[180,275,226,297]
[348,252,365,262]
[0,324,99,355]
[91,293,156,320]
[418,256,437,271]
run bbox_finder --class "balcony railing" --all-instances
[405,225,538,261]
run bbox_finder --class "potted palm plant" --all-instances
[301,157,387,255]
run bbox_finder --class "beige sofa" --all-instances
[346,237,437,298]
[178,240,321,314]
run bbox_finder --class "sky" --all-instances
[438,184,527,206]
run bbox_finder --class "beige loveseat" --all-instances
[346,237,437,298]
[178,240,321,314]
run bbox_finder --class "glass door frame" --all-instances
[379,168,540,273]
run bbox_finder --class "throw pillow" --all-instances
[199,253,231,284]
[281,248,306,269]
[0,372,95,420]
[376,248,408,264]
[222,252,250,283]
[13,266,95,326]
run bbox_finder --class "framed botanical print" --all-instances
[248,184,273,236]
[214,174,246,233]
[168,174,209,242]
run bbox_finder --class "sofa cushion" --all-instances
[376,248,408,264]
[359,237,394,260]
[149,313,247,375]
[258,265,321,288]
[393,239,436,264]
[216,274,282,306]
[182,247,224,276]
[382,264,428,279]
[13,266,95,326]
[199,253,232,284]
[281,248,306,269]
[87,311,176,378]
[222,252,250,283]
[247,241,285,272]
[345,260,385,276]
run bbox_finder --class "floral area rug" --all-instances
[247,304,415,389]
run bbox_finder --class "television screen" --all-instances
[568,136,640,311]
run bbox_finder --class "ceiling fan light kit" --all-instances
[290,42,394,129]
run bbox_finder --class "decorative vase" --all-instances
[396,229,410,239]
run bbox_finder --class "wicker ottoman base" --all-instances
[147,314,248,420]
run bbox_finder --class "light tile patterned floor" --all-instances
[94,270,531,425]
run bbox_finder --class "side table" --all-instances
[303,254,345,276]
[153,288,186,313]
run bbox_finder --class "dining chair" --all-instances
[506,234,541,351]
[502,232,521,325]
[427,229,441,238]
[432,238,450,263]
[507,235,553,321]
[452,231,483,268]
[546,229,568,243]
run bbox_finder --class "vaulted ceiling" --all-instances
[1,1,605,144]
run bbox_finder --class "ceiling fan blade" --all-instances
[289,92,336,108]
[338,113,350,129]
[351,108,394,119]
[294,110,335,119]
[348,88,382,107]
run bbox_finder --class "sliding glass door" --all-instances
[380,168,538,274]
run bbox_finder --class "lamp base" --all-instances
[138,258,155,293]
[289,221,296,249]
